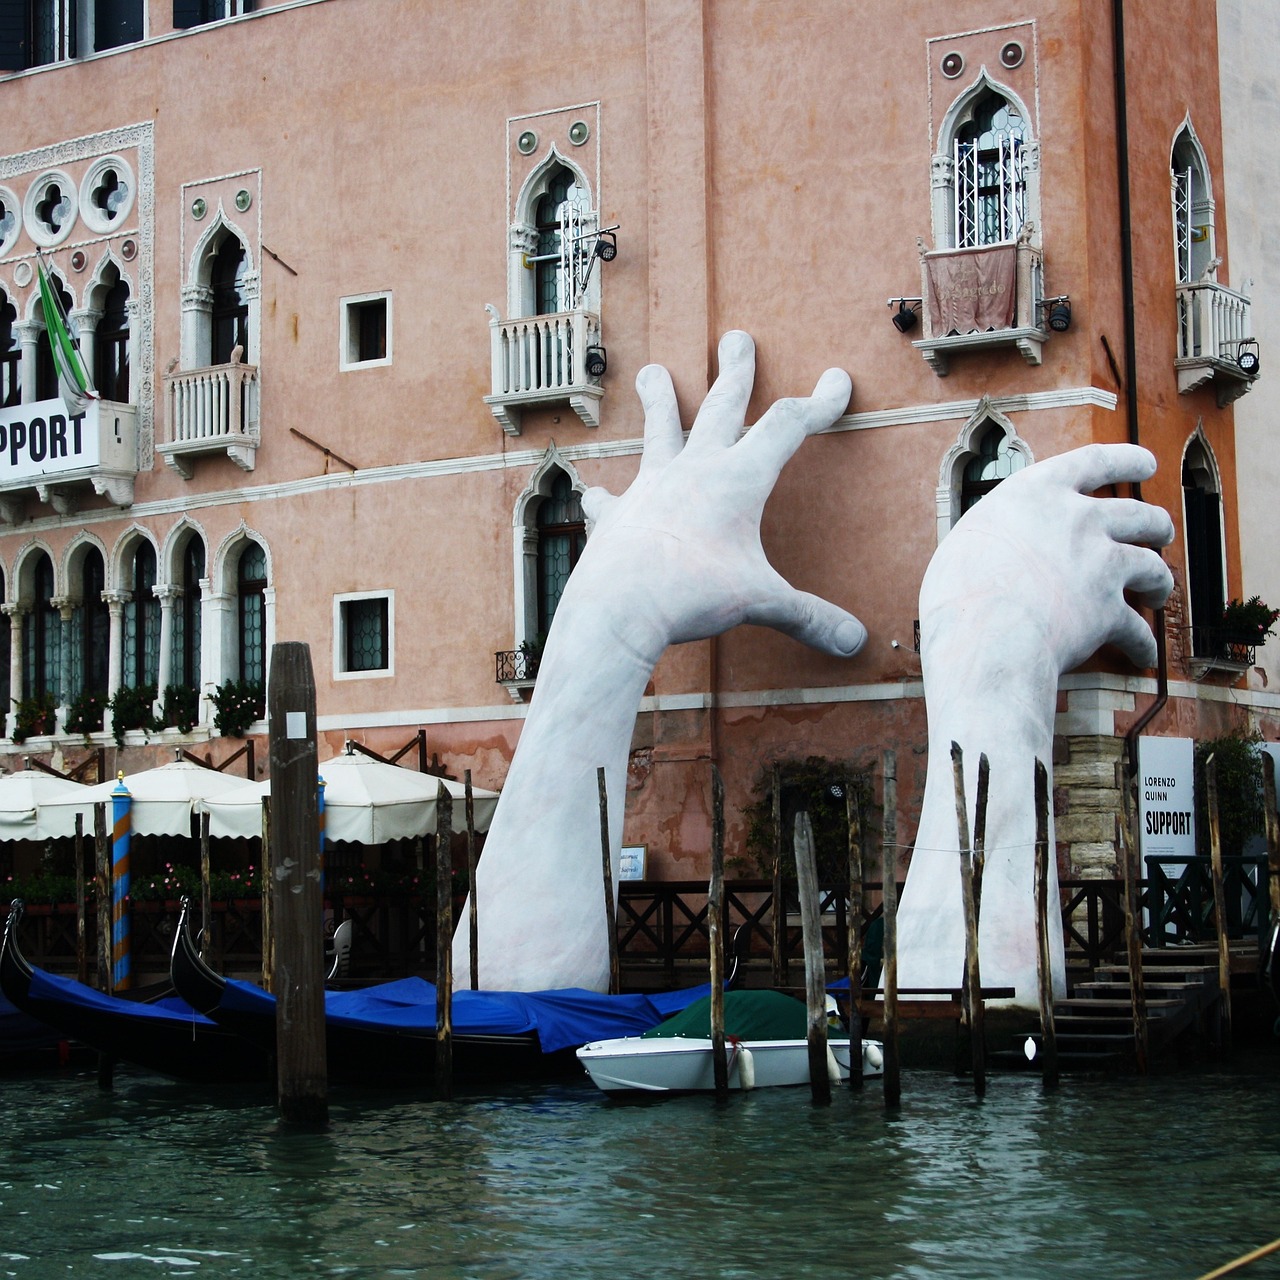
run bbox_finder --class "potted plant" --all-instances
[11,692,57,744]
[161,683,200,733]
[1220,596,1279,646]
[211,679,264,738]
[108,683,159,746]
[64,687,107,738]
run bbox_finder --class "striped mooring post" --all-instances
[318,775,327,892]
[110,773,132,992]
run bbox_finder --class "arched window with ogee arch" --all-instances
[35,275,75,401]
[172,535,205,690]
[0,292,19,408]
[954,90,1028,248]
[123,542,159,690]
[536,470,585,639]
[534,165,588,316]
[237,542,267,686]
[94,270,130,403]
[211,235,250,366]
[1183,438,1225,658]
[960,422,1027,516]
[68,548,109,706]
[22,552,61,702]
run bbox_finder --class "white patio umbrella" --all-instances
[201,750,499,843]
[35,758,251,840]
[0,769,89,840]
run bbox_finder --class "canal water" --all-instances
[1,1053,1278,1279]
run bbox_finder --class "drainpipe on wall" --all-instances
[1112,0,1170,777]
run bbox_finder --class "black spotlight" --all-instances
[1047,299,1072,332]
[1238,339,1260,376]
[585,345,608,378]
[593,231,617,262]
[892,301,919,334]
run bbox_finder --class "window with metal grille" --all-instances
[534,167,587,316]
[336,594,391,676]
[954,91,1026,248]
[237,542,267,685]
[536,471,585,636]
[1183,439,1225,659]
[122,541,159,689]
[1172,128,1213,287]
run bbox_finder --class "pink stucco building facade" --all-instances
[0,0,1271,885]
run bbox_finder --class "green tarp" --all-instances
[642,990,813,1041]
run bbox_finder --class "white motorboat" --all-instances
[577,1032,884,1093]
[575,988,884,1093]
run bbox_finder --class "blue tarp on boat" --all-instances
[217,977,711,1055]
[27,967,215,1026]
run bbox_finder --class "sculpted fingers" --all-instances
[1112,542,1174,609]
[581,485,616,526]
[635,363,684,473]
[1106,604,1160,670]
[735,367,852,481]
[748,584,867,658]
[1093,496,1176,549]
[1032,442,1158,495]
[686,331,756,453]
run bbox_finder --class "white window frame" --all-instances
[339,291,392,372]
[333,590,394,681]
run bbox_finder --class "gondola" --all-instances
[172,900,711,1088]
[1,900,271,1084]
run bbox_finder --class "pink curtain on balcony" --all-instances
[924,244,1017,335]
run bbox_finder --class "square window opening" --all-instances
[340,294,391,370]
[335,592,393,679]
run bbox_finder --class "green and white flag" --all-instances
[36,259,97,415]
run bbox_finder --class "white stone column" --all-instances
[180,284,213,371]
[2,605,23,739]
[53,596,74,731]
[154,584,179,717]
[15,321,40,402]
[70,308,99,388]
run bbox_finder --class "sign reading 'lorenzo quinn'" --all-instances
[0,398,99,482]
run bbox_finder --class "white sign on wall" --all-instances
[1137,736,1197,863]
[0,397,99,482]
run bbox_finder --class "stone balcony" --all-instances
[1175,281,1258,407]
[158,356,259,478]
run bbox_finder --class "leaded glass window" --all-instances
[343,597,389,672]
[237,543,267,685]
[173,538,204,688]
[534,167,586,316]
[961,425,1025,514]
[954,92,1026,248]
[69,551,108,701]
[23,554,60,701]
[123,542,159,688]
[536,471,585,636]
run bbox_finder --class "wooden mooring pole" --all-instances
[1265,753,1279,932]
[794,810,831,1105]
[597,766,620,997]
[435,780,454,1098]
[950,743,986,1098]
[1206,755,1233,1051]
[199,811,213,964]
[709,765,728,1100]
[771,763,785,988]
[845,775,864,1091]
[465,769,479,991]
[74,813,86,985]
[1033,758,1058,1089]
[260,798,273,991]
[1119,764,1149,1074]
[268,641,327,1126]
[881,750,901,1109]
[94,802,109,994]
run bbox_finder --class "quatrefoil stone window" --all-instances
[80,156,136,234]
[0,188,19,257]
[24,170,78,247]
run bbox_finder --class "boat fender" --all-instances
[863,1041,884,1071]
[738,1045,755,1090]
[826,1044,842,1083]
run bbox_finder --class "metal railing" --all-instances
[495,649,540,683]
[1189,626,1258,665]
[488,308,600,397]
[1176,280,1253,363]
[1145,855,1269,950]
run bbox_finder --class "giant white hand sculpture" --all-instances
[457,332,866,992]
[895,444,1175,1005]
